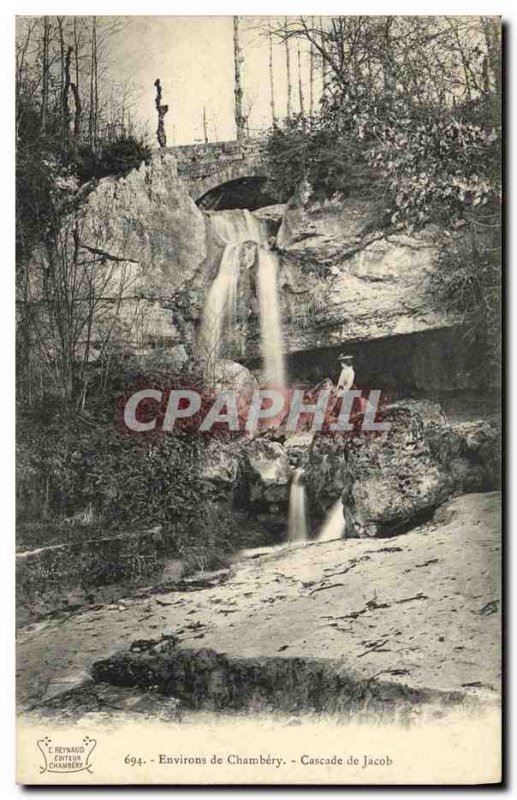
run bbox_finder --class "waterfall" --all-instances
[318,499,346,542]
[257,249,285,387]
[288,468,309,543]
[197,243,241,371]
[197,208,286,387]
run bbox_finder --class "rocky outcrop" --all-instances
[246,195,478,391]
[39,151,476,388]
[426,416,502,494]
[29,151,219,357]
[306,399,501,537]
[272,197,461,356]
[241,438,291,525]
[82,152,208,292]
[246,441,290,499]
[200,439,241,494]
[209,359,257,391]
[200,434,293,536]
[27,152,488,402]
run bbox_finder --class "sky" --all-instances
[105,16,323,146]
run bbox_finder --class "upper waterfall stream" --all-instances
[197,209,285,387]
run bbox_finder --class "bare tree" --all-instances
[62,45,73,141]
[268,26,276,125]
[88,16,98,149]
[202,106,208,143]
[23,205,138,409]
[268,15,500,109]
[319,17,326,90]
[233,16,245,141]
[309,17,315,117]
[40,17,50,133]
[154,78,168,147]
[481,16,502,97]
[285,17,292,120]
[71,81,82,140]
[297,40,305,122]
[242,94,256,137]
[71,17,82,140]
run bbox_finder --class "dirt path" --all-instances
[17,492,501,712]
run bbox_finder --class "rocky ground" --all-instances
[17,491,501,721]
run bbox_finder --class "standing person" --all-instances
[337,354,355,391]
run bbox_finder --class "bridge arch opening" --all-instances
[196,176,278,212]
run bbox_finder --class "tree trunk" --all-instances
[297,41,305,123]
[233,16,245,141]
[154,78,168,147]
[202,106,208,143]
[88,17,97,149]
[71,81,82,139]
[40,17,50,133]
[319,16,326,92]
[268,28,276,125]
[93,22,98,144]
[285,17,292,120]
[309,17,315,118]
[482,17,501,98]
[72,17,81,139]
[57,17,65,105]
[63,46,73,142]
[382,16,396,94]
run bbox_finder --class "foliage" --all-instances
[17,419,240,570]
[264,115,371,202]
[264,86,500,231]
[322,81,501,228]
[430,210,501,384]
[263,17,502,381]
[74,135,151,183]
[264,16,501,227]
[16,18,151,412]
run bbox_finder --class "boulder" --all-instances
[426,415,502,495]
[200,440,240,492]
[306,399,501,538]
[242,438,291,508]
[210,359,257,392]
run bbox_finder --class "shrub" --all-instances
[263,115,372,203]
[73,135,152,183]
[264,83,500,231]
[17,418,240,570]
[430,211,501,385]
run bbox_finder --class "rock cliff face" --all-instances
[55,152,473,389]
[82,153,207,289]
[276,198,458,349]
[270,197,478,391]
[40,152,217,354]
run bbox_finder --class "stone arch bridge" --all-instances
[168,138,276,210]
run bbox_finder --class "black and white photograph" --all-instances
[14,12,502,785]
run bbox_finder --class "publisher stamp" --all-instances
[37,735,97,775]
